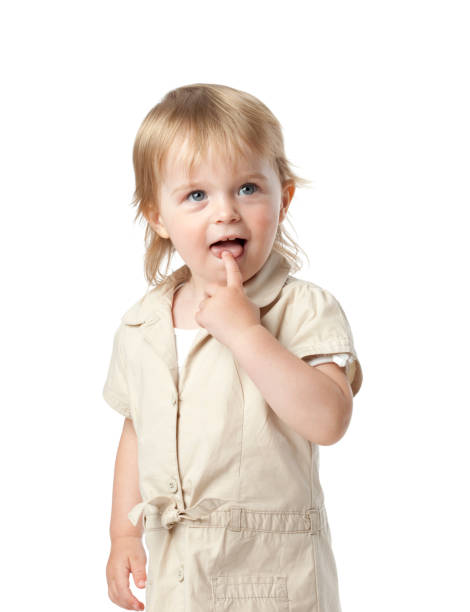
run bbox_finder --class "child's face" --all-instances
[147,137,294,293]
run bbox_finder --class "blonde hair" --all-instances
[130,83,312,286]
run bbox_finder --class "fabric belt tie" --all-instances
[129,497,327,535]
[128,496,228,529]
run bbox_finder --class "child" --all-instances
[103,83,363,612]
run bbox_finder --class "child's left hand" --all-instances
[195,251,261,348]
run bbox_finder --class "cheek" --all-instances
[168,216,198,239]
[170,220,206,253]
[250,207,279,235]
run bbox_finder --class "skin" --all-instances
[107,137,353,611]
[107,419,146,612]
[147,136,295,309]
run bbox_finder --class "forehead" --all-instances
[161,134,273,183]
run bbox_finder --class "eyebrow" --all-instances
[171,173,269,196]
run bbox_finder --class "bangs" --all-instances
[157,118,274,180]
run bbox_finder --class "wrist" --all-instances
[110,531,143,543]
[111,534,142,546]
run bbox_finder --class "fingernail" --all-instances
[138,580,145,587]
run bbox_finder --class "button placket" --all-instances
[170,396,180,498]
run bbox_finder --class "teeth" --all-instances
[210,236,245,246]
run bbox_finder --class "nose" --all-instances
[212,194,241,224]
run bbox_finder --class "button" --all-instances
[177,565,184,582]
[168,477,178,493]
[172,397,177,406]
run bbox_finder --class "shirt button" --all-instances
[168,477,178,493]
[177,565,184,582]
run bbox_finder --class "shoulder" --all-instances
[272,274,355,349]
[119,285,164,325]
[107,287,162,355]
[279,275,347,318]
[282,274,328,294]
[120,294,149,325]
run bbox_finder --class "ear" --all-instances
[144,206,170,239]
[279,181,295,223]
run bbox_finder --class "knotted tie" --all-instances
[128,496,228,529]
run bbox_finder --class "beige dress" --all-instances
[103,249,363,611]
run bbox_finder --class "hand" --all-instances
[106,536,147,611]
[195,250,261,349]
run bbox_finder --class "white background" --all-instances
[1,1,469,610]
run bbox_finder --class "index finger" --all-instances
[222,251,243,288]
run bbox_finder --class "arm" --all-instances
[228,324,353,446]
[110,417,143,540]
[194,253,355,446]
[106,418,146,612]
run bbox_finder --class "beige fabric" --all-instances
[103,249,363,611]
[174,316,354,372]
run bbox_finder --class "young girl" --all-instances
[103,83,363,612]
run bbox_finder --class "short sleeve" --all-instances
[102,323,132,418]
[286,283,363,396]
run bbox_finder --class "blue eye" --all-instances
[239,183,258,195]
[187,190,205,202]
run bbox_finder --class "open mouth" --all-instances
[209,238,247,259]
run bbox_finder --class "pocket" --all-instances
[211,575,290,611]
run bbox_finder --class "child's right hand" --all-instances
[106,535,147,611]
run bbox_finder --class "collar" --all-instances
[121,249,292,325]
